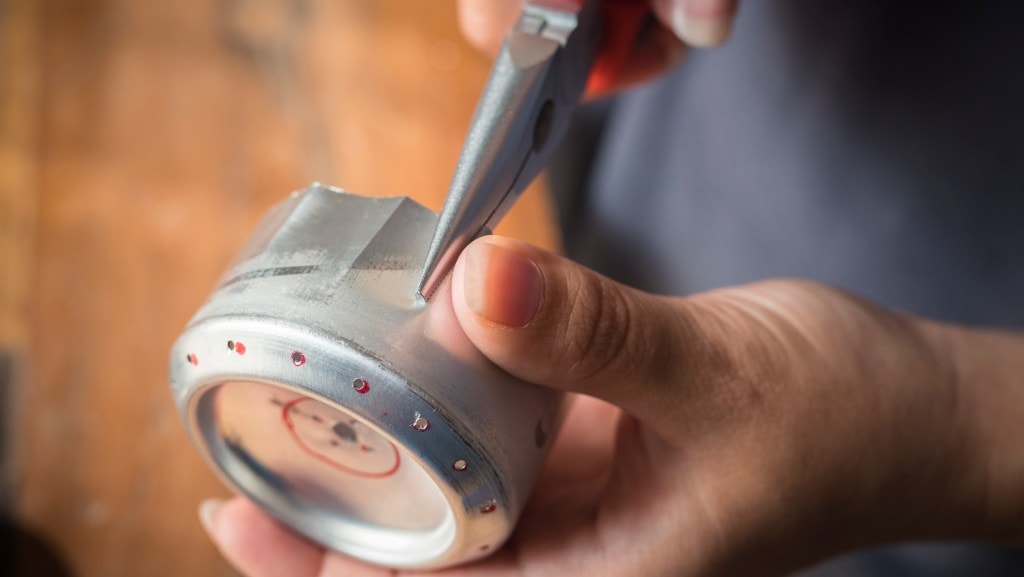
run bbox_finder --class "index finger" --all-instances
[457,0,522,55]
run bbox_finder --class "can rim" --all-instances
[171,317,512,568]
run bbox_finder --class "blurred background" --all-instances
[0,0,558,575]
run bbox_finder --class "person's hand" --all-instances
[458,0,740,94]
[200,236,1024,576]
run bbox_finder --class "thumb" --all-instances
[451,236,697,423]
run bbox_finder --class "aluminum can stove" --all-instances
[170,183,565,569]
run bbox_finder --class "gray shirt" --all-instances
[557,0,1024,327]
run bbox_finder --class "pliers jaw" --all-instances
[417,0,604,299]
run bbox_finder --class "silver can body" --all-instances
[169,184,565,569]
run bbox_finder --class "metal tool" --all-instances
[418,0,605,298]
[171,185,567,569]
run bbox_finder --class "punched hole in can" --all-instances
[352,378,370,394]
[291,351,306,366]
[411,413,430,432]
[452,459,468,472]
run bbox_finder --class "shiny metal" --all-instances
[170,184,566,569]
[418,0,604,298]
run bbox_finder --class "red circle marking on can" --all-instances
[281,398,400,478]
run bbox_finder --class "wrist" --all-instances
[926,320,1024,542]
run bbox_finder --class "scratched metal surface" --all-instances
[0,0,559,576]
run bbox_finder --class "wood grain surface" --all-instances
[1,1,559,575]
[1,0,41,523]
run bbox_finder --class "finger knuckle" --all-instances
[558,272,635,385]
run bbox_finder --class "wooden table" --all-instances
[0,1,558,575]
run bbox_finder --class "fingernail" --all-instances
[463,240,543,328]
[657,0,734,48]
[679,15,732,47]
[199,498,225,536]
[664,2,689,42]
